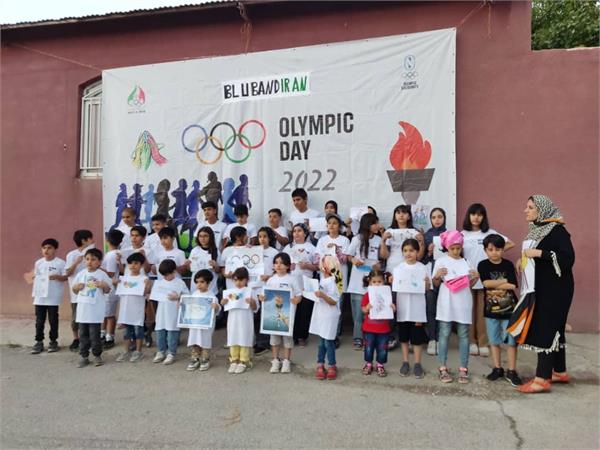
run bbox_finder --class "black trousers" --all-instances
[79,323,102,358]
[536,333,567,379]
[35,305,59,342]
[254,311,270,348]
[293,297,314,341]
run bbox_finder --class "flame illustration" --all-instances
[389,121,432,170]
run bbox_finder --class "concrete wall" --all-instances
[1,1,598,330]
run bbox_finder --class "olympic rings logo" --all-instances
[402,71,418,79]
[181,120,266,165]
[229,254,262,269]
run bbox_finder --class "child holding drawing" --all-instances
[391,239,430,379]
[361,270,394,377]
[309,255,342,380]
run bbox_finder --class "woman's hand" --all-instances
[523,248,542,259]
[435,268,448,279]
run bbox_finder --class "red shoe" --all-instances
[518,378,552,393]
[326,365,337,380]
[315,364,326,380]
[552,371,570,383]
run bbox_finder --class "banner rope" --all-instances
[7,43,103,72]
[457,0,493,38]
[238,1,253,53]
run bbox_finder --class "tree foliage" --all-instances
[532,0,599,50]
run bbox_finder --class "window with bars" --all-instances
[79,81,102,177]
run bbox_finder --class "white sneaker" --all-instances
[116,352,131,362]
[427,340,437,355]
[234,363,247,374]
[270,358,282,373]
[479,346,490,357]
[153,351,166,363]
[129,351,144,363]
[199,359,210,371]
[469,344,479,356]
[281,359,292,373]
[163,353,175,365]
[228,362,238,373]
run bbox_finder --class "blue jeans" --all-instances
[485,318,516,346]
[437,321,470,368]
[350,293,364,341]
[124,325,145,341]
[156,329,180,355]
[363,332,389,364]
[317,337,336,365]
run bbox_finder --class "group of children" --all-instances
[28,189,523,385]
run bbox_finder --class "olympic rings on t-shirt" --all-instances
[181,120,266,165]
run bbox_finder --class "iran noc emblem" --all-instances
[387,121,434,205]
[127,85,146,107]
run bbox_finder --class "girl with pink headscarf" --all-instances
[432,230,479,384]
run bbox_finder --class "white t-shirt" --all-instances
[189,246,220,294]
[74,269,113,323]
[309,276,341,340]
[151,247,186,280]
[187,291,220,348]
[66,245,94,303]
[155,278,189,331]
[145,233,161,255]
[197,219,228,246]
[261,246,279,279]
[346,235,382,294]
[462,229,509,289]
[123,246,152,276]
[316,234,350,291]
[223,222,258,242]
[288,208,321,230]
[393,261,428,322]
[32,257,66,306]
[219,245,248,289]
[116,223,133,249]
[434,255,474,324]
[117,274,148,326]
[284,242,317,288]
[385,227,420,271]
[270,225,289,251]
[226,287,258,347]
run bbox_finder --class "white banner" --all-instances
[101,28,456,251]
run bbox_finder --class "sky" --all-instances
[0,0,217,24]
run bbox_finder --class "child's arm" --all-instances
[245,296,257,310]
[432,267,447,287]
[65,255,84,277]
[291,295,302,305]
[49,274,68,282]
[72,283,85,294]
[143,278,152,296]
[468,270,479,287]
[416,233,426,260]
[379,234,390,260]
[496,282,517,290]
[315,290,337,306]
[482,279,508,289]
[167,291,181,301]
[361,302,371,314]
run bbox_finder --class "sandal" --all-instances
[362,363,373,376]
[518,378,552,393]
[552,371,570,383]
[439,367,452,383]
[376,364,387,377]
[458,367,470,384]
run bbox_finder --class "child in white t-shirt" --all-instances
[115,252,151,363]
[185,270,221,372]
[28,238,67,354]
[150,260,189,365]
[259,252,302,374]
[72,248,112,368]
[101,229,124,349]
[65,229,94,352]
[145,214,168,256]
[222,204,258,248]
[253,227,279,353]
[151,227,189,279]
[267,208,290,250]
[219,226,250,290]
[116,207,137,250]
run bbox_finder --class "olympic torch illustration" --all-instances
[386,121,435,205]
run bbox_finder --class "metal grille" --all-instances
[79,82,102,177]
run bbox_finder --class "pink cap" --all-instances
[440,230,463,249]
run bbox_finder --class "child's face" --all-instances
[485,244,504,262]
[469,213,484,229]
[203,207,217,221]
[234,234,248,246]
[195,278,209,292]
[128,261,142,275]
[268,212,281,228]
[160,235,175,249]
[130,231,144,248]
[151,220,166,234]
[41,244,57,259]
[327,218,340,235]
[370,276,384,286]
[163,272,176,281]
[402,245,418,262]
[292,227,306,243]
[447,244,463,259]
[85,254,101,270]
[395,210,410,227]
[81,237,94,248]
[258,231,269,247]
[197,231,210,247]
[369,222,380,234]
[292,196,307,211]
[122,211,136,226]
[236,214,248,225]
[324,203,337,215]
[273,258,289,275]
[233,277,248,289]
[431,210,445,228]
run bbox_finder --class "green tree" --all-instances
[532,0,599,50]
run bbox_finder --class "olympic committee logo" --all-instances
[181,120,266,165]
[401,55,419,91]
[127,85,146,114]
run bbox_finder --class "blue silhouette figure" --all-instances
[112,183,128,230]
[180,180,201,249]
[198,171,223,214]
[141,183,155,225]
[128,183,144,224]
[222,178,236,224]
[227,174,252,210]
[170,178,188,228]
[154,179,171,220]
